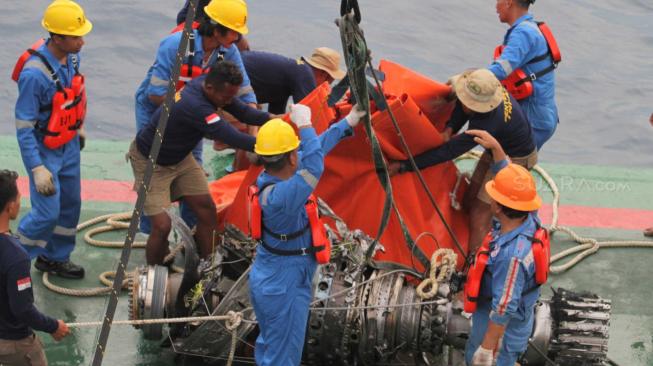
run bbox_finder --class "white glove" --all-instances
[289,103,312,128]
[32,165,55,196]
[471,346,494,366]
[345,104,367,127]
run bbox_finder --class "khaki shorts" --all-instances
[128,141,209,216]
[470,149,538,205]
[0,334,47,366]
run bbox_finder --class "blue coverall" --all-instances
[249,119,352,366]
[134,29,257,233]
[14,40,82,261]
[465,212,541,366]
[488,14,559,150]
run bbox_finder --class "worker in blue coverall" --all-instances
[14,0,93,279]
[0,170,70,366]
[488,0,559,150]
[242,47,346,114]
[249,103,366,365]
[135,0,256,234]
[461,129,543,366]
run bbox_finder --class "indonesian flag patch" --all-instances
[17,277,31,291]
[205,113,221,125]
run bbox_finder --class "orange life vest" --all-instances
[248,184,331,264]
[169,22,215,91]
[463,226,550,313]
[12,40,87,149]
[493,21,561,100]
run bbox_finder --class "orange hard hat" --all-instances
[485,163,541,211]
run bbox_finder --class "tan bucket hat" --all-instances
[450,69,503,113]
[304,47,347,80]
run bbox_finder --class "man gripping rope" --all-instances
[13,0,93,279]
[0,170,70,366]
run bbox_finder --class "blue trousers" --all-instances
[17,137,81,262]
[464,305,532,366]
[249,258,314,365]
[135,100,201,233]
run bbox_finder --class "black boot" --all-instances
[35,256,85,279]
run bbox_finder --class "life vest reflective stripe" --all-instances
[463,226,550,313]
[12,41,86,149]
[247,185,331,264]
[493,21,561,100]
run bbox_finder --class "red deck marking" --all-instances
[17,177,653,231]
[539,204,653,231]
[17,177,136,203]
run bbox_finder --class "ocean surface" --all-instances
[1,0,652,167]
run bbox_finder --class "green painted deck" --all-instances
[2,136,652,365]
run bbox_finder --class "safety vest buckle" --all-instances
[300,247,309,256]
[529,72,537,81]
[279,234,288,241]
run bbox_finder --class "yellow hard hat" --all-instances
[254,119,300,156]
[204,0,249,35]
[485,164,542,212]
[42,0,93,37]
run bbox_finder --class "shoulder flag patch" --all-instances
[205,113,221,125]
[17,277,31,291]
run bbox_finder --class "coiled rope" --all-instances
[458,150,653,273]
[416,249,457,299]
[42,212,183,296]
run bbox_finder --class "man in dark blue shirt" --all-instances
[389,69,537,251]
[0,170,69,365]
[242,47,346,114]
[130,61,271,265]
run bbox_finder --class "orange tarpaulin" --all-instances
[214,61,470,271]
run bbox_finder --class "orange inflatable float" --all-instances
[211,60,470,271]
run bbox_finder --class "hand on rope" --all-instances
[416,249,457,299]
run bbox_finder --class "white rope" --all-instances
[416,249,457,299]
[41,213,184,297]
[69,311,244,366]
[458,151,653,273]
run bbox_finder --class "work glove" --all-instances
[471,346,494,366]
[32,165,56,196]
[345,104,367,128]
[78,127,86,151]
[290,103,312,128]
